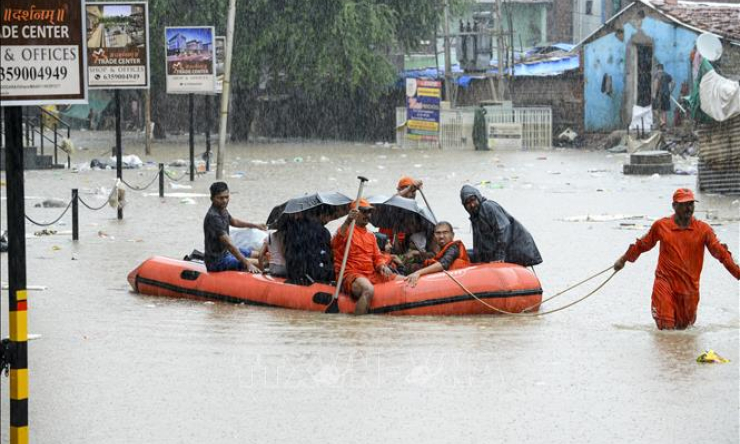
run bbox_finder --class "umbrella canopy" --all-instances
[366,194,436,234]
[266,192,352,229]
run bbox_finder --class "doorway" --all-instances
[636,45,653,107]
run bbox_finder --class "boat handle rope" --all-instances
[441,266,616,317]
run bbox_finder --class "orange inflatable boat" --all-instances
[128,256,543,315]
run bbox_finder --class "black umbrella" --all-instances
[366,194,436,234]
[266,191,352,229]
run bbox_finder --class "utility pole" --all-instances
[216,0,237,180]
[495,0,505,100]
[443,1,453,104]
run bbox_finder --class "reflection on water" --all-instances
[1,136,738,443]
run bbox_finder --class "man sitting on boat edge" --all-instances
[332,199,402,315]
[405,221,471,287]
[204,181,267,273]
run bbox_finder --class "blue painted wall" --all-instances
[584,16,698,132]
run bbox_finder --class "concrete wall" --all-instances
[583,8,699,132]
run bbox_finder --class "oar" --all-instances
[326,175,369,313]
[418,188,438,224]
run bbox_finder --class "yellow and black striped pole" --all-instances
[5,106,30,443]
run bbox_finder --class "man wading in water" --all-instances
[614,188,740,329]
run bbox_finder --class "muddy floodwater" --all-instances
[1,132,738,443]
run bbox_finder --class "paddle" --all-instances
[325,175,369,313]
[418,188,438,224]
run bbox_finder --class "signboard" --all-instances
[406,78,441,141]
[1,0,87,106]
[214,36,225,94]
[487,123,523,150]
[86,2,150,89]
[165,26,215,94]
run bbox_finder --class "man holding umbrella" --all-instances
[332,199,400,315]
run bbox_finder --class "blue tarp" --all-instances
[400,45,579,88]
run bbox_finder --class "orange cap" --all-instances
[397,176,415,190]
[351,198,374,210]
[672,188,697,203]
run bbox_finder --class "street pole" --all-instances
[205,95,211,172]
[495,0,505,100]
[115,90,123,220]
[189,93,195,181]
[216,0,237,180]
[144,89,151,155]
[4,106,30,444]
[443,1,453,104]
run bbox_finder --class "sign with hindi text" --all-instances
[1,0,87,105]
[405,78,441,141]
[86,2,150,89]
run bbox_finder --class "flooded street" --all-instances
[1,133,738,443]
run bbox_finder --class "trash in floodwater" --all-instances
[170,159,188,167]
[561,214,646,222]
[169,183,193,190]
[34,229,58,236]
[98,231,114,240]
[696,350,729,364]
[52,245,61,251]
[293,157,303,163]
[35,198,68,208]
[180,198,197,205]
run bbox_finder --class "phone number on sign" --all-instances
[0,66,68,82]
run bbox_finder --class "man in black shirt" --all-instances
[204,182,266,272]
[404,221,471,287]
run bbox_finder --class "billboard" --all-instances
[165,26,215,94]
[214,36,225,94]
[406,78,441,141]
[86,2,150,89]
[1,0,87,106]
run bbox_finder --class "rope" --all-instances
[441,266,617,317]
[120,171,160,191]
[521,266,612,313]
[78,195,109,211]
[164,169,188,182]
[25,200,72,226]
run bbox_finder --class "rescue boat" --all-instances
[128,256,543,315]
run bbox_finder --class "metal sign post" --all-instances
[1,1,87,441]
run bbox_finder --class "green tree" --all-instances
[147,0,461,140]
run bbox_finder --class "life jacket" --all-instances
[423,240,470,270]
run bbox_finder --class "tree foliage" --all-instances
[146,0,461,139]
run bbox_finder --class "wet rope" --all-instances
[521,266,612,312]
[442,266,616,317]
[78,195,109,211]
[25,200,72,226]
[120,171,160,191]
[164,169,188,182]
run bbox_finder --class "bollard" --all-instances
[159,163,164,198]
[72,189,79,241]
[39,116,44,156]
[54,124,58,165]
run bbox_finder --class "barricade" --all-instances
[396,106,552,150]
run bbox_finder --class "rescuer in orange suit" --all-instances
[379,175,425,253]
[613,188,740,330]
[405,221,471,287]
[333,199,402,315]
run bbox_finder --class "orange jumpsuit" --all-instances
[623,216,740,329]
[332,225,393,295]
